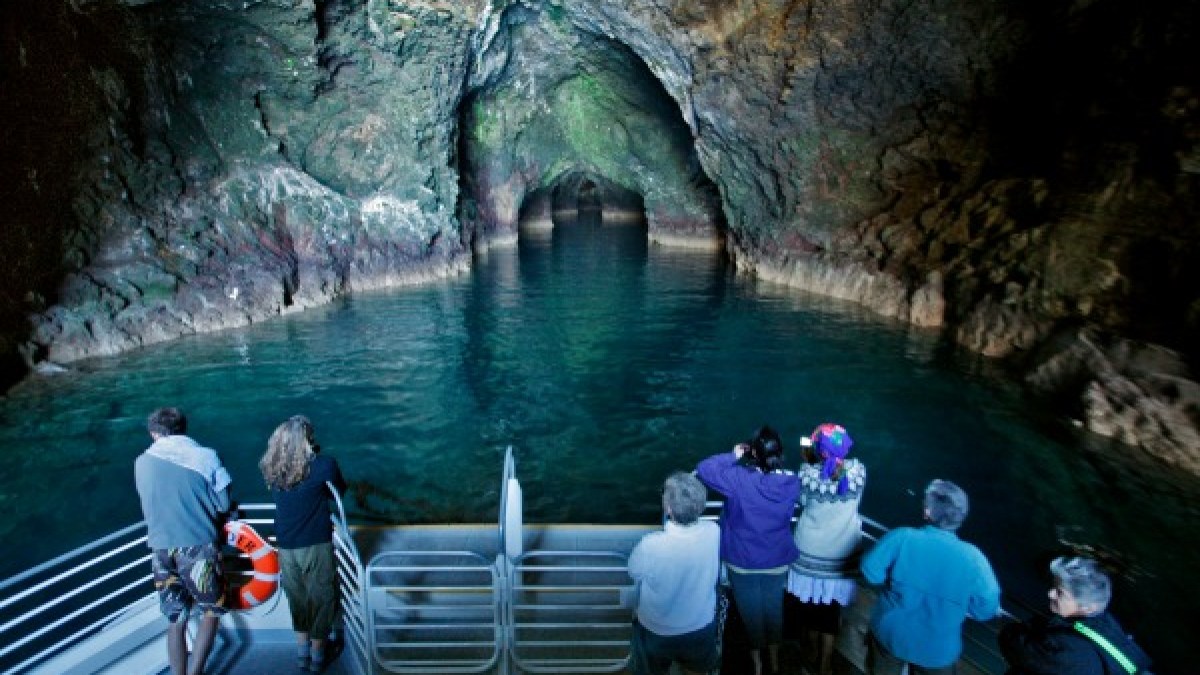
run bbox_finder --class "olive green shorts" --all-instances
[279,542,340,639]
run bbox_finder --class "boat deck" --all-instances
[185,635,356,675]
[188,642,859,675]
[4,450,1010,675]
[151,523,996,675]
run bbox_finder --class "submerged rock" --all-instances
[1026,330,1200,474]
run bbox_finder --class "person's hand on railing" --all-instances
[217,503,241,535]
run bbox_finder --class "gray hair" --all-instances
[663,472,707,525]
[924,479,969,530]
[1051,556,1111,612]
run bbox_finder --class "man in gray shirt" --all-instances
[134,407,233,675]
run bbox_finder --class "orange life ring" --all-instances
[224,521,280,610]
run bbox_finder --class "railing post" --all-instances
[328,482,370,675]
[497,446,523,675]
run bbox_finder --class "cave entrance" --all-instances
[552,172,645,225]
[515,172,649,239]
[456,2,724,251]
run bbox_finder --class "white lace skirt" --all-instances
[786,570,857,606]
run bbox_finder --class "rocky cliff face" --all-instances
[4,0,474,370]
[2,0,1197,471]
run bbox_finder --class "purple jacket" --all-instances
[696,452,800,569]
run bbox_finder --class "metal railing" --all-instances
[363,446,637,674]
[507,550,633,673]
[2,450,1029,675]
[502,447,634,673]
[0,523,154,675]
[330,485,371,675]
[0,490,369,675]
[367,550,502,673]
[362,447,518,674]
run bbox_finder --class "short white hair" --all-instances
[924,479,969,530]
[1051,556,1111,611]
[663,472,707,525]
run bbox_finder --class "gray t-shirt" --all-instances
[134,435,233,549]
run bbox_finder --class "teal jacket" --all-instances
[861,525,1001,668]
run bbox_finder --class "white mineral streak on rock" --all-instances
[909,271,945,328]
[362,194,448,241]
[646,231,722,251]
[751,254,910,321]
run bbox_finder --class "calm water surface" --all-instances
[0,214,1194,669]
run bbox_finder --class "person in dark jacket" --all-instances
[1000,556,1152,674]
[260,415,348,673]
[696,425,800,675]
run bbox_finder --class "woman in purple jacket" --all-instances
[696,425,800,675]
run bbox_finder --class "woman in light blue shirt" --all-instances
[628,471,721,675]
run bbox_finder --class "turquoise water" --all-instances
[0,213,1194,669]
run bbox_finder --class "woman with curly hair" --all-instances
[260,415,347,673]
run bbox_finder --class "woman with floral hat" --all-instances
[786,423,866,675]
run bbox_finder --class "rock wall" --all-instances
[3,0,475,368]
[1,0,1197,470]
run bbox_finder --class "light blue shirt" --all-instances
[628,519,720,636]
[135,435,233,549]
[861,525,1000,668]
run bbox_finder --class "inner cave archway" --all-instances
[516,173,648,239]
[577,180,599,212]
[549,172,645,222]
